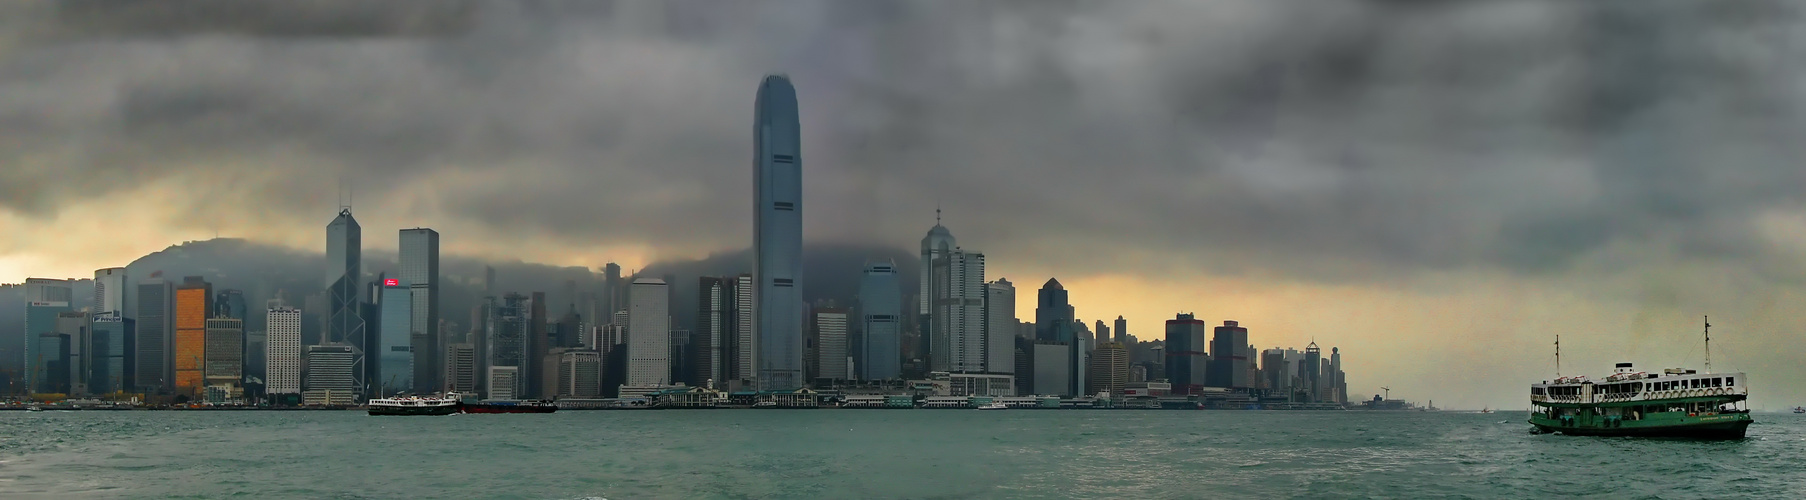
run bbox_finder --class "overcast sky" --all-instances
[2,0,1804,408]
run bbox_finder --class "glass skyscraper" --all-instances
[135,278,172,393]
[400,228,440,393]
[753,74,803,391]
[326,208,365,395]
[858,261,901,380]
[378,279,413,396]
[23,278,73,394]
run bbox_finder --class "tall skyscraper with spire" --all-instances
[326,207,366,397]
[753,74,804,390]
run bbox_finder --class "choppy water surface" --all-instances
[1,409,1802,498]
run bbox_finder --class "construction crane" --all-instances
[1381,386,1391,400]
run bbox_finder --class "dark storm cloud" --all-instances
[2,0,1804,281]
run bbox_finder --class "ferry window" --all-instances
[1713,378,1722,387]
[1726,377,1734,386]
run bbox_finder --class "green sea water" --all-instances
[1,409,1802,498]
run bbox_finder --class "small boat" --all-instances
[977,402,1008,411]
[1480,407,1494,414]
[26,405,42,412]
[1792,406,1804,414]
[461,400,557,414]
[368,394,460,416]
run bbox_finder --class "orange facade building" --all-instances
[174,279,212,396]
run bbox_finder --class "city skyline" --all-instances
[0,2,1802,409]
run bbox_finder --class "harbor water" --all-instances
[2,409,1803,498]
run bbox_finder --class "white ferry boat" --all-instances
[368,393,461,416]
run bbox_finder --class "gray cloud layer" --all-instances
[2,0,1804,283]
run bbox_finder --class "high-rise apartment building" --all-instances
[753,74,804,391]
[627,279,670,388]
[174,277,212,397]
[858,261,901,380]
[377,278,413,396]
[325,208,366,396]
[984,279,1015,375]
[266,307,302,397]
[812,308,848,384]
[401,228,442,394]
[1164,313,1207,396]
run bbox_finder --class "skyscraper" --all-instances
[927,238,986,374]
[267,307,302,399]
[697,277,734,388]
[135,278,173,393]
[378,278,413,396]
[1164,313,1207,396]
[204,317,243,391]
[1305,341,1322,403]
[488,293,528,399]
[1208,320,1251,389]
[734,274,755,381]
[91,268,130,393]
[174,277,212,397]
[919,218,956,370]
[753,74,804,391]
[812,308,848,384]
[1113,316,1128,345]
[984,278,1015,375]
[93,268,125,316]
[326,208,366,396]
[858,261,901,381]
[1087,341,1129,396]
[400,228,440,393]
[54,311,89,395]
[24,278,73,394]
[214,289,247,322]
[1034,279,1083,396]
[303,344,357,405]
[528,291,548,398]
[627,278,671,388]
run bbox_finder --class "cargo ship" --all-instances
[460,400,558,414]
[367,394,461,416]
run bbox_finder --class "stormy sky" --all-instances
[2,0,1805,408]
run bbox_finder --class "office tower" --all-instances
[1331,347,1346,404]
[303,344,357,405]
[325,207,366,396]
[445,343,477,393]
[1087,341,1128,396]
[753,74,804,391]
[528,292,548,397]
[920,216,956,367]
[554,348,602,398]
[488,293,528,399]
[360,278,383,399]
[34,332,69,394]
[1034,279,1084,396]
[1261,348,1291,393]
[925,243,986,373]
[173,277,212,397]
[1114,316,1127,345]
[1165,313,1207,396]
[669,328,691,387]
[90,313,130,394]
[627,278,670,387]
[812,308,848,384]
[1208,320,1251,389]
[215,289,247,321]
[24,278,74,394]
[242,330,264,396]
[697,277,733,388]
[302,293,327,347]
[400,228,441,394]
[54,311,89,395]
[266,307,302,397]
[94,268,126,316]
[1031,341,1071,396]
[858,261,901,380]
[378,278,413,396]
[203,317,243,392]
[602,263,622,322]
[733,274,755,381]
[1304,341,1323,403]
[984,279,1015,375]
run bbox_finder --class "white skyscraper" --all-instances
[627,278,671,387]
[266,307,302,396]
[93,268,126,316]
[734,274,755,381]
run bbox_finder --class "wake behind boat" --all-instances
[368,394,461,416]
[461,400,557,414]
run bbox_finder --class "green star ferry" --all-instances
[1528,317,1752,439]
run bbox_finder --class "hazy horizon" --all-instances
[2,1,1804,410]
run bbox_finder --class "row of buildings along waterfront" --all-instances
[0,74,1353,407]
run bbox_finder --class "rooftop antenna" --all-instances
[1704,315,1712,373]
